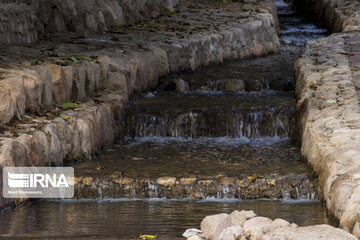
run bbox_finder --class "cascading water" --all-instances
[0,1,331,238]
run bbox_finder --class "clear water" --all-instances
[0,199,335,239]
[75,137,308,178]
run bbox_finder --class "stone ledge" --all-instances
[0,0,179,45]
[294,31,360,237]
[0,0,280,126]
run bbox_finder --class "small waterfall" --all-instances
[147,181,158,198]
[75,175,316,201]
[97,187,103,198]
[217,185,236,199]
[126,108,293,138]
[281,188,291,200]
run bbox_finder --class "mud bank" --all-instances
[0,0,280,208]
[293,0,360,32]
[294,32,360,237]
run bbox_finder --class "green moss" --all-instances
[61,102,78,110]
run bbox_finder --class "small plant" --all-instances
[59,114,71,120]
[165,8,174,16]
[31,60,43,66]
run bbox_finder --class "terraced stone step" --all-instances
[73,138,316,200]
[73,173,315,200]
[126,92,294,138]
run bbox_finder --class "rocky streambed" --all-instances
[71,1,325,203]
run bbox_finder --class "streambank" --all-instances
[279,0,360,236]
[0,0,280,208]
[294,31,360,237]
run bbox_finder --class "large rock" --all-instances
[243,217,273,240]
[230,210,247,227]
[218,226,244,240]
[264,224,358,240]
[241,210,257,220]
[0,71,26,124]
[201,213,232,240]
[264,218,290,233]
[218,79,245,92]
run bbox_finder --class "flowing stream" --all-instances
[0,1,331,238]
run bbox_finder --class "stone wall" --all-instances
[293,0,360,32]
[294,32,360,237]
[0,0,280,208]
[0,0,179,45]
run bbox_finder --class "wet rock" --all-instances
[218,226,244,240]
[201,213,232,240]
[157,177,177,187]
[183,228,205,239]
[217,79,245,92]
[247,79,264,91]
[180,177,197,185]
[113,177,134,185]
[73,177,82,185]
[162,78,190,92]
[82,177,93,186]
